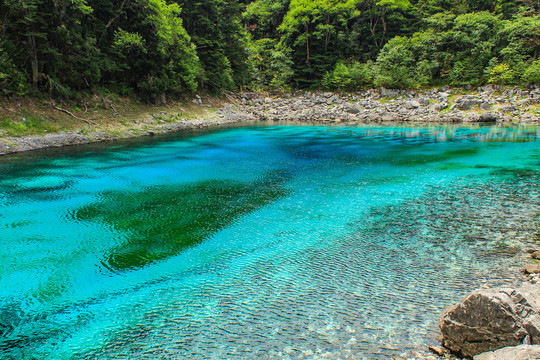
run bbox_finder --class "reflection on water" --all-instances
[0,124,538,359]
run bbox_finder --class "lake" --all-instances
[0,124,539,359]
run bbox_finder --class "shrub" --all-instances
[322,61,374,90]
[373,37,431,88]
[486,60,521,85]
[523,60,540,84]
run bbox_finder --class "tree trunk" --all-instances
[304,22,310,67]
[98,0,129,46]
[28,34,39,87]
[325,15,330,52]
[381,8,387,44]
[369,10,380,48]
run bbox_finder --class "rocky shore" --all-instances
[0,109,253,156]
[1,86,539,156]
[233,86,540,124]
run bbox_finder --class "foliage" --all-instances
[523,60,540,84]
[277,0,361,87]
[486,61,520,85]
[322,61,374,90]
[0,0,537,97]
[0,44,27,96]
[374,36,431,88]
[248,38,294,89]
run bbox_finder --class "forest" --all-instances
[0,0,539,100]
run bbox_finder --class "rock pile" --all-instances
[236,86,540,124]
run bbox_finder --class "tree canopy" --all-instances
[0,0,538,98]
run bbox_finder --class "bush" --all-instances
[485,60,521,85]
[322,61,374,91]
[373,37,432,88]
[523,60,540,84]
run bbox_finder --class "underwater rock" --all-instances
[530,251,540,260]
[474,344,540,360]
[440,283,540,358]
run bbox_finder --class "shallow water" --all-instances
[0,124,539,359]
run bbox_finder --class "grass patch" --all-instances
[0,110,59,137]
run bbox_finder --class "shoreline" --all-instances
[1,87,539,156]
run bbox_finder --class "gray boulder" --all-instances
[478,112,500,122]
[479,102,491,110]
[438,92,450,100]
[432,102,449,112]
[418,97,430,106]
[404,100,421,109]
[380,88,400,97]
[345,103,363,114]
[474,345,540,360]
[440,284,540,358]
[452,96,481,110]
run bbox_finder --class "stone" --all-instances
[531,252,540,260]
[500,105,518,113]
[478,112,500,122]
[524,264,540,274]
[479,102,491,110]
[404,100,421,109]
[519,98,539,106]
[474,345,540,360]
[439,284,540,358]
[345,103,363,114]
[452,96,480,110]
[418,97,430,106]
[432,102,449,112]
[478,85,496,94]
[428,345,445,356]
[438,92,450,100]
[380,88,400,97]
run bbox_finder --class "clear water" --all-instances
[0,124,539,359]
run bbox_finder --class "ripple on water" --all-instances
[0,125,538,359]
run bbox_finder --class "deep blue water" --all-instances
[0,124,539,359]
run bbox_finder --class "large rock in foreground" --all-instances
[474,345,540,360]
[439,284,540,358]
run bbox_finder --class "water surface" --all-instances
[0,124,539,359]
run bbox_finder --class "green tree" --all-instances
[248,37,294,89]
[175,0,249,91]
[278,0,360,87]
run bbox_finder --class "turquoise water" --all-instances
[0,124,539,359]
